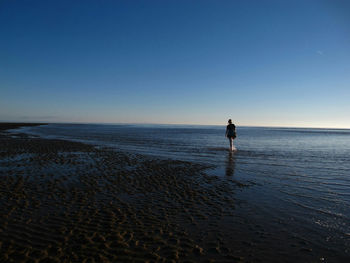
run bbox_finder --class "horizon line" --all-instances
[1,121,349,130]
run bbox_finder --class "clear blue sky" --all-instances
[1,0,349,128]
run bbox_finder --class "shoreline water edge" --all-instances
[0,123,348,262]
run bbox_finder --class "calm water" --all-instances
[13,124,350,255]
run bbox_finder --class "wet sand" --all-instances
[0,123,347,262]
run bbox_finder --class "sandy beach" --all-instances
[0,123,348,263]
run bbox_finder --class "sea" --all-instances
[11,123,350,257]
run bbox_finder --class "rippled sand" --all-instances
[1,124,347,263]
[0,124,239,262]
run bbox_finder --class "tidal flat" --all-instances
[0,123,348,262]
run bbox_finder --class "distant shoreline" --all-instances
[0,122,47,132]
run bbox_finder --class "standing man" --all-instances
[225,119,236,152]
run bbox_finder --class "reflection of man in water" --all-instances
[225,151,236,176]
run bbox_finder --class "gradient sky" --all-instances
[1,0,350,128]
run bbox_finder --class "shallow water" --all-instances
[12,123,350,257]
